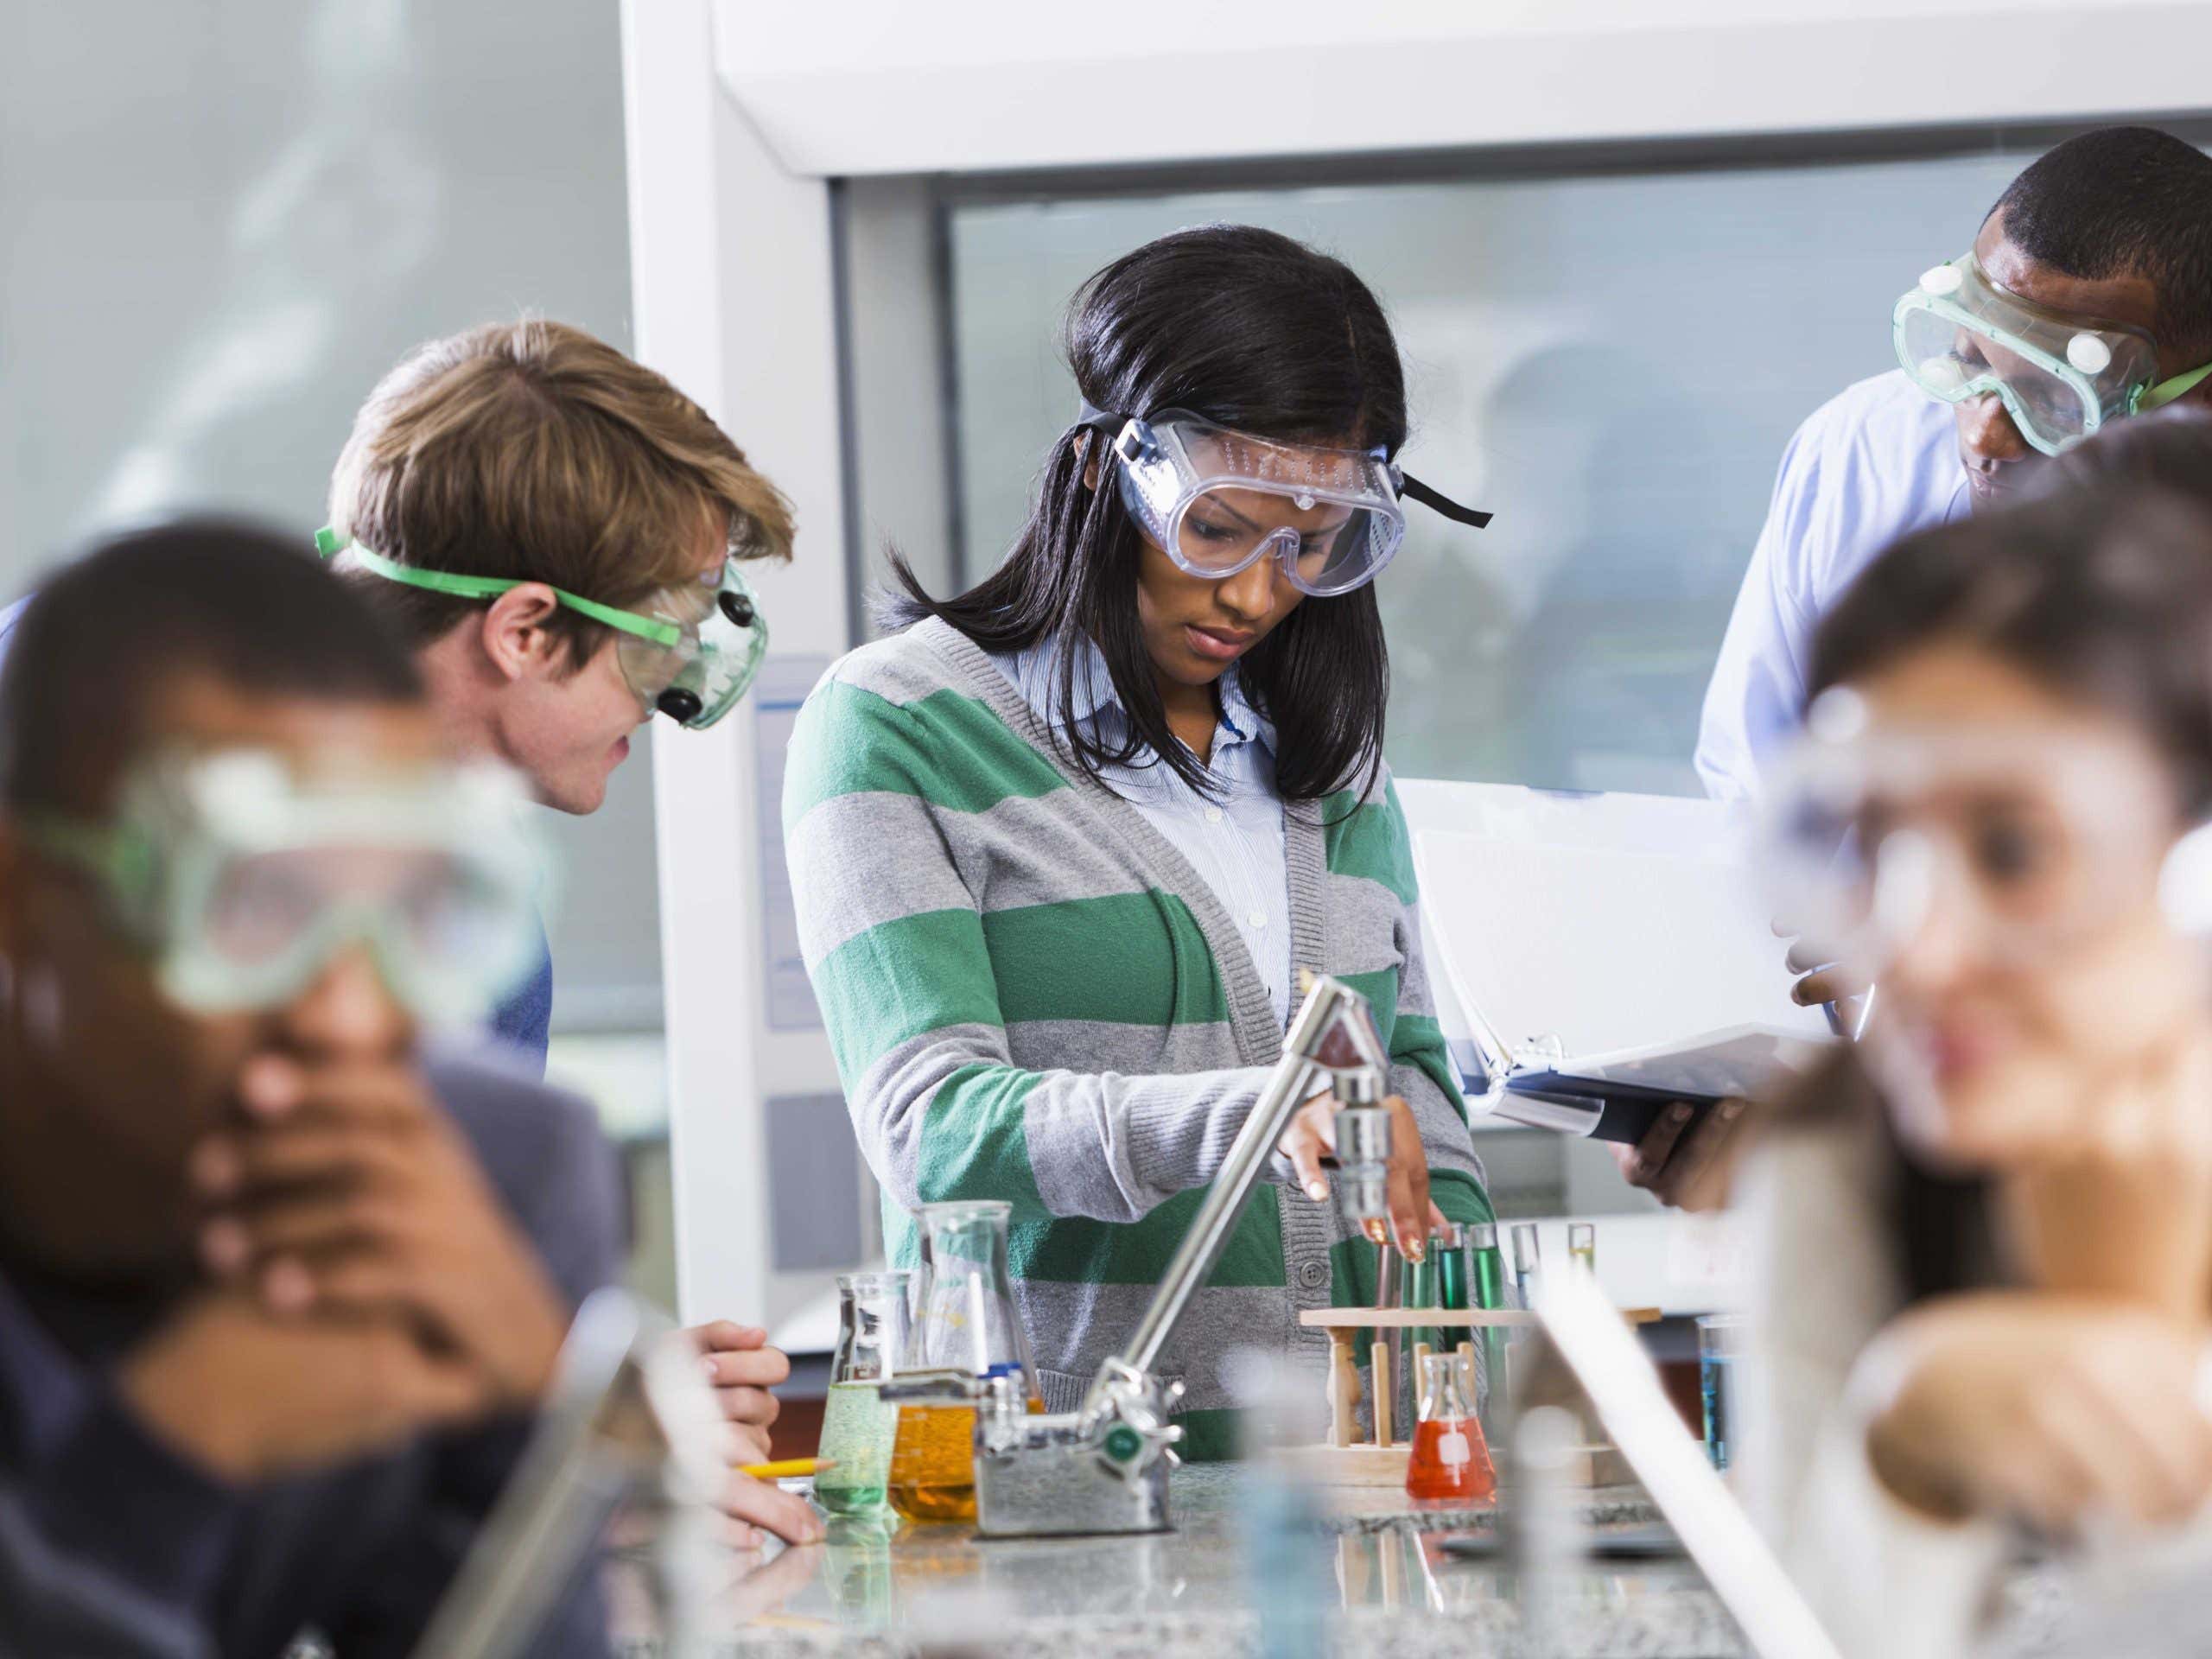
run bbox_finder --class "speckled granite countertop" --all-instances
[609,1465,1752,1657]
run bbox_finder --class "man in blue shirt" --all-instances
[1629,127,2212,1209]
[1697,125,2212,807]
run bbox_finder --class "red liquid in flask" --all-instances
[1405,1414,1497,1503]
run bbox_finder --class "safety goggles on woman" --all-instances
[314,528,769,728]
[1893,256,2212,457]
[1759,690,2212,979]
[20,746,549,1021]
[1078,403,1491,597]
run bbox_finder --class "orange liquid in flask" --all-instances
[1405,1414,1497,1503]
[887,1403,979,1522]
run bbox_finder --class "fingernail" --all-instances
[702,1356,721,1380]
[1408,1239,1427,1263]
[1306,1180,1329,1202]
[1670,1104,1693,1124]
[200,1217,249,1272]
[189,1139,240,1196]
[1721,1100,1745,1121]
[238,1056,300,1117]
[262,1257,315,1313]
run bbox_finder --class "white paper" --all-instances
[1399,779,1831,1090]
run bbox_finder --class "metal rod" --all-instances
[1116,977,1355,1382]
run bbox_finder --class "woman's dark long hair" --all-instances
[882,224,1404,804]
[1792,450,2212,1301]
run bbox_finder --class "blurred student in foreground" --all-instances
[1739,436,2212,1657]
[0,523,797,1656]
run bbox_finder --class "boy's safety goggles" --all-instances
[314,529,769,729]
[1759,691,2212,979]
[21,747,549,1022]
[1893,255,2212,458]
[1078,403,1491,597]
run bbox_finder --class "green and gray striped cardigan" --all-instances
[784,617,1492,1459]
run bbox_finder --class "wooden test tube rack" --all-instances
[1292,1306,1662,1484]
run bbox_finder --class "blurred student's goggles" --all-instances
[1760,691,2212,976]
[21,747,548,1020]
[1078,403,1491,596]
[314,529,768,729]
[1893,255,2212,457]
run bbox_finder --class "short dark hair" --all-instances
[0,518,423,815]
[1991,126,2212,359]
[883,224,1403,805]
[1808,485,2212,817]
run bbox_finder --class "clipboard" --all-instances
[1400,780,1834,1141]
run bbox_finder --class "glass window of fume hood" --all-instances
[909,131,2212,795]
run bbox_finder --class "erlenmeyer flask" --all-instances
[815,1270,911,1517]
[1405,1350,1495,1504]
[888,1200,1034,1522]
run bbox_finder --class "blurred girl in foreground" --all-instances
[1741,436,2212,1656]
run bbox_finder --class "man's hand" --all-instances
[692,1321,788,1467]
[117,1288,493,1483]
[1609,1100,1749,1211]
[1279,1091,1432,1258]
[1782,936,1873,1032]
[189,1053,570,1408]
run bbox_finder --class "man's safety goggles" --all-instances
[1079,404,1491,597]
[315,529,769,729]
[1893,255,2212,458]
[1759,691,2212,979]
[22,747,549,1022]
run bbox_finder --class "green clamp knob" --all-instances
[1103,1423,1144,1464]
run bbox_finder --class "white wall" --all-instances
[624,0,855,1331]
[713,0,2212,176]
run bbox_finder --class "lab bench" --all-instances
[606,1465,1750,1657]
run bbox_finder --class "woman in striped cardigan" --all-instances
[785,226,1495,1458]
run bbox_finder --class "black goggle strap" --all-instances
[1397,471,1494,531]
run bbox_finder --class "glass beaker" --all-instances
[1405,1351,1495,1504]
[888,1201,1033,1522]
[1698,1313,1745,1472]
[815,1270,911,1517]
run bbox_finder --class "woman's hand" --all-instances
[1859,1294,2212,1534]
[1279,1090,1432,1257]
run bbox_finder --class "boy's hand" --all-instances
[691,1321,788,1467]
[190,1053,570,1408]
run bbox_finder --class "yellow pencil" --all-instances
[738,1457,836,1479]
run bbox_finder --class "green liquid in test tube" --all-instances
[1436,1223,1470,1313]
[1404,1242,1439,1356]
[1467,1223,1511,1423]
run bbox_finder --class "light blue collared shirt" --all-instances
[1696,371,1972,801]
[989,633,1294,1027]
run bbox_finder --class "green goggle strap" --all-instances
[18,815,154,909]
[2140,359,2212,412]
[314,530,683,650]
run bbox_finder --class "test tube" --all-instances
[1509,1223,1542,1309]
[1466,1223,1510,1427]
[1568,1222,1596,1277]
